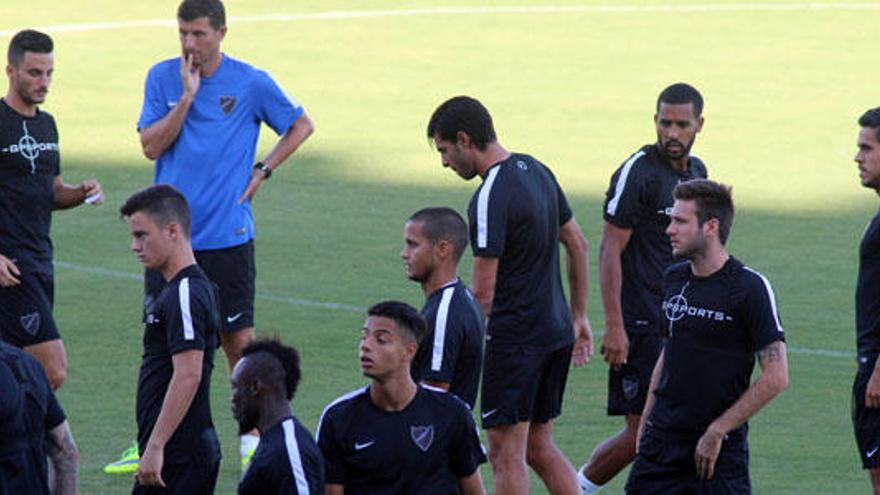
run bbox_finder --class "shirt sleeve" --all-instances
[163,278,211,355]
[556,178,573,226]
[449,402,487,477]
[418,290,464,384]
[137,64,171,131]
[469,168,508,258]
[316,410,348,485]
[44,388,66,430]
[253,70,304,135]
[603,155,645,229]
[743,271,786,351]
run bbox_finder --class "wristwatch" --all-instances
[254,161,272,179]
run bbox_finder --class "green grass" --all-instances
[1,0,877,492]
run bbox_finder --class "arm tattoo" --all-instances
[757,341,783,363]
[46,423,79,495]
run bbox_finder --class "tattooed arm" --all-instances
[694,340,789,480]
[46,420,79,495]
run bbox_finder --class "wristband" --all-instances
[254,161,272,179]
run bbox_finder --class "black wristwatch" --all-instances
[254,161,272,179]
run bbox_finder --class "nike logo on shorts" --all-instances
[868,446,879,458]
[354,440,375,451]
[481,409,497,419]
[227,312,244,323]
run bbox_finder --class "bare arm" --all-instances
[637,349,664,451]
[138,55,200,160]
[136,349,204,487]
[457,470,486,495]
[559,217,593,366]
[865,354,880,408]
[325,484,344,495]
[238,112,315,203]
[471,257,498,317]
[53,176,103,210]
[694,341,789,480]
[46,420,79,495]
[598,222,633,366]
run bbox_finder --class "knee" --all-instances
[526,438,552,468]
[489,441,526,472]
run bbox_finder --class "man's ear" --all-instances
[456,130,473,148]
[434,239,453,260]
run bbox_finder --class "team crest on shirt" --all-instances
[19,312,40,336]
[219,95,237,115]
[410,425,435,452]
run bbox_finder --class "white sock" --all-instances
[240,434,260,457]
[577,465,603,494]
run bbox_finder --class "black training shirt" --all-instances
[412,278,484,408]
[603,144,707,334]
[317,385,486,494]
[136,264,221,465]
[857,210,880,358]
[239,416,324,495]
[649,258,785,436]
[0,99,60,275]
[468,153,573,349]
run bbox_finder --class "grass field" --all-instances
[1,1,877,493]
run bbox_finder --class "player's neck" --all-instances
[688,246,729,277]
[476,142,511,178]
[668,154,690,172]
[421,267,458,297]
[200,52,223,77]
[160,249,197,281]
[3,93,37,117]
[370,375,418,412]
[257,402,293,435]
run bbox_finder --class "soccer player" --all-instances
[0,29,103,391]
[130,0,315,467]
[852,106,880,493]
[401,207,485,408]
[625,179,788,493]
[233,338,324,494]
[579,83,708,493]
[0,339,79,495]
[317,301,487,495]
[427,95,592,495]
[121,185,222,494]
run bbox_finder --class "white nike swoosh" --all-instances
[481,409,497,419]
[354,441,375,451]
[167,101,177,108]
[868,447,879,458]
[226,312,244,323]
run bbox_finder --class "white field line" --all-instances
[55,259,855,359]
[1,3,878,36]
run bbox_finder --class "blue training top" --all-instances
[138,54,303,250]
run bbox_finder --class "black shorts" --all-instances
[608,331,664,416]
[131,460,219,495]
[626,426,750,494]
[145,240,255,334]
[480,342,572,428]
[852,358,880,469]
[0,270,60,347]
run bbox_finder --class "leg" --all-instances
[219,326,255,372]
[24,338,67,390]
[527,420,579,495]
[582,413,640,485]
[870,468,880,495]
[487,422,530,495]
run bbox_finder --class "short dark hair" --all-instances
[859,107,880,143]
[657,83,704,117]
[7,30,53,67]
[241,338,301,401]
[427,96,497,150]
[407,207,468,262]
[673,179,734,245]
[178,0,226,30]
[119,184,192,238]
[367,301,426,344]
